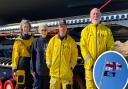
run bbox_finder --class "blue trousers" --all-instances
[34,75,50,89]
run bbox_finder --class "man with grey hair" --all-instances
[80,8,114,89]
[31,23,50,89]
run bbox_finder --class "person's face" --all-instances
[22,23,30,34]
[58,23,67,37]
[38,28,48,38]
[90,8,101,24]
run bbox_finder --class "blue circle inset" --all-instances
[93,51,128,89]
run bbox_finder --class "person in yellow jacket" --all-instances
[46,19,78,89]
[12,19,34,89]
[80,8,114,89]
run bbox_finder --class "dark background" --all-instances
[0,0,127,24]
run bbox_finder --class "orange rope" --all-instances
[99,0,112,10]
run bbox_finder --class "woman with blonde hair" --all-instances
[12,19,34,89]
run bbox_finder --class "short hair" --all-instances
[90,8,101,16]
[19,19,31,33]
[38,23,48,30]
[58,19,66,25]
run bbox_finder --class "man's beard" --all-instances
[92,19,100,24]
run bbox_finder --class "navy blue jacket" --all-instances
[31,36,50,76]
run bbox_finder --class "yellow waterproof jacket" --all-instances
[12,36,34,69]
[80,24,114,69]
[46,34,78,80]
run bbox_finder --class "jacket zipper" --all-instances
[59,40,62,78]
[96,25,98,59]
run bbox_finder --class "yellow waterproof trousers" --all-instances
[50,77,73,89]
[85,69,97,89]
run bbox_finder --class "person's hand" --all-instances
[85,58,94,70]
[84,54,94,70]
[31,71,36,78]
[47,61,51,68]
[12,72,17,80]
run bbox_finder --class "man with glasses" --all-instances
[31,24,50,89]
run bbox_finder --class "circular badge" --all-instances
[93,51,128,89]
